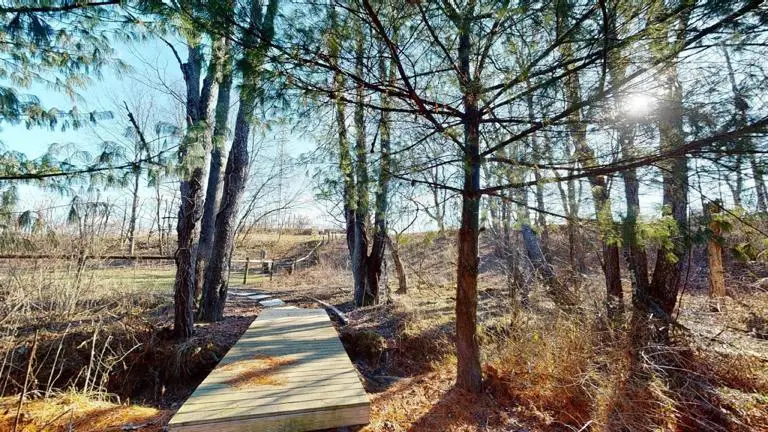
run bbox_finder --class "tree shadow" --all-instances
[408,385,502,431]
[217,354,297,388]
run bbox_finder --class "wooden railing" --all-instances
[0,239,327,285]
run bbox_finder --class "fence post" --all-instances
[243,257,250,285]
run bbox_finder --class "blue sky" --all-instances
[3,38,181,157]
[0,36,332,228]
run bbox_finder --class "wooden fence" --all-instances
[0,239,326,285]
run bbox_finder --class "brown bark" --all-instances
[197,103,250,322]
[194,64,231,305]
[351,19,373,307]
[329,8,356,264]
[604,0,650,304]
[155,182,163,255]
[387,235,407,295]
[197,0,278,322]
[705,201,726,312]
[621,163,650,300]
[365,41,394,304]
[172,37,222,338]
[455,23,482,394]
[127,170,140,255]
[174,174,205,339]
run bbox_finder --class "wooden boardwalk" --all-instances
[168,307,370,432]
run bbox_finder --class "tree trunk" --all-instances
[195,62,232,305]
[119,200,127,246]
[365,44,393,305]
[329,8,356,262]
[557,1,622,316]
[548,129,585,274]
[197,103,250,322]
[621,156,650,302]
[155,181,163,255]
[172,39,221,339]
[509,187,529,303]
[750,156,768,213]
[455,24,482,394]
[352,21,373,307]
[165,193,176,251]
[174,175,205,339]
[647,4,691,339]
[705,201,726,312]
[196,0,278,322]
[604,2,650,305]
[432,169,446,234]
[521,224,576,308]
[534,174,548,252]
[387,235,407,294]
[566,178,583,272]
[127,169,141,255]
[352,219,370,305]
[525,85,549,254]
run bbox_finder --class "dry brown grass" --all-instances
[482,309,768,431]
[0,392,170,431]
[484,313,601,428]
[363,370,521,432]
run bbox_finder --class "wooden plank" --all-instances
[171,398,369,426]
[168,307,370,432]
[198,371,363,391]
[185,380,366,404]
[173,391,369,416]
[170,405,370,432]
[200,367,364,384]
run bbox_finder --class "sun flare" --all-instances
[622,93,655,117]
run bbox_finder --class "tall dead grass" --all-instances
[483,309,768,431]
[0,258,172,405]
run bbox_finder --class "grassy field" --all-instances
[58,265,266,293]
